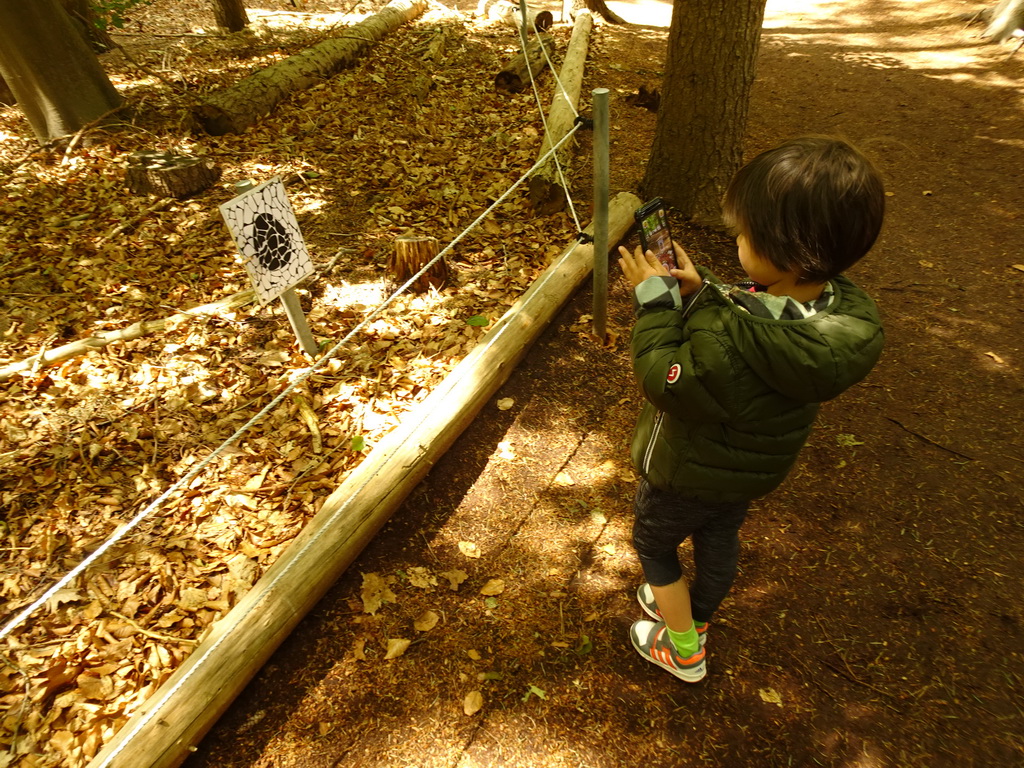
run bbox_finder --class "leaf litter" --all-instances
[0,0,586,764]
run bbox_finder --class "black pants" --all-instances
[632,479,750,624]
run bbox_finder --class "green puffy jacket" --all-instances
[630,268,884,502]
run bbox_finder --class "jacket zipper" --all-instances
[641,279,712,476]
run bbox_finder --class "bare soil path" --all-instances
[182,1,1024,767]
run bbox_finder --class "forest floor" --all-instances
[2,0,1023,766]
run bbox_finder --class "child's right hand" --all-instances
[668,241,702,296]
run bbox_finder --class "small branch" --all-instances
[886,417,974,461]
[110,611,199,646]
[97,197,174,245]
[0,289,255,381]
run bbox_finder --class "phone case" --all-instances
[634,198,676,271]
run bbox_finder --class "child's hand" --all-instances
[618,241,702,295]
[617,245,668,287]
[669,241,702,296]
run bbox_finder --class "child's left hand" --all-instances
[618,245,669,287]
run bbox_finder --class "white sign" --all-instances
[220,178,314,306]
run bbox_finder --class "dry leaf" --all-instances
[463,690,484,716]
[408,566,437,589]
[496,441,516,460]
[440,569,468,591]
[353,637,367,661]
[360,572,397,614]
[479,578,505,596]
[496,397,514,410]
[466,649,482,660]
[414,610,440,632]
[1012,264,1024,273]
[984,352,1005,364]
[758,687,783,706]
[384,638,411,660]
[458,541,481,559]
[554,471,575,486]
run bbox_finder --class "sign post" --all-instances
[220,178,318,356]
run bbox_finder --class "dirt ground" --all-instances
[2,0,1023,765]
[181,1,1023,767]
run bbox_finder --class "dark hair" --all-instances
[722,137,885,283]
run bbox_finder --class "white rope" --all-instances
[514,1,584,234]
[0,123,583,646]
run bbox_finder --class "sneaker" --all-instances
[629,619,707,683]
[636,584,708,647]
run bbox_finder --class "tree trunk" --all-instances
[211,0,249,32]
[388,235,447,292]
[194,0,427,135]
[982,0,1024,41]
[0,74,14,106]
[0,0,123,144]
[642,0,767,226]
[495,33,554,93]
[528,11,592,215]
[571,0,625,25]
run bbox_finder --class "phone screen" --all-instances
[639,206,676,271]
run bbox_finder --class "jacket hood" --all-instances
[710,276,884,403]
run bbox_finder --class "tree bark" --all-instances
[194,0,427,135]
[211,0,249,32]
[388,235,447,292]
[982,0,1024,41]
[0,0,123,144]
[528,11,592,215]
[85,191,640,768]
[495,33,554,93]
[642,0,767,226]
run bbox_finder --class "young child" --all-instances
[617,136,886,682]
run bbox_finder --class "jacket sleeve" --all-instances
[631,301,738,424]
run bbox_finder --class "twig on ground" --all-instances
[885,417,974,461]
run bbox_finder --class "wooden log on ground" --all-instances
[494,33,555,93]
[85,190,641,768]
[125,151,222,198]
[193,0,427,135]
[0,289,255,382]
[388,235,447,292]
[528,10,592,215]
[476,0,553,31]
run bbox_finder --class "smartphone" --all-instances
[634,198,676,271]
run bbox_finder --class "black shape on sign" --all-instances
[247,212,294,272]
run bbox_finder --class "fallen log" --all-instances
[528,10,592,215]
[85,190,641,768]
[495,33,555,93]
[476,0,553,31]
[194,0,427,135]
[0,289,255,382]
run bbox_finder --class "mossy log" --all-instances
[193,0,427,135]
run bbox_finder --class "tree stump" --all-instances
[495,34,554,93]
[389,236,447,292]
[125,151,222,198]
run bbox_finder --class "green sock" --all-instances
[666,624,700,657]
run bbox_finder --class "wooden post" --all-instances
[85,191,641,768]
[388,235,447,292]
[528,11,593,215]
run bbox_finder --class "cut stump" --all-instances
[389,235,447,292]
[125,152,222,198]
